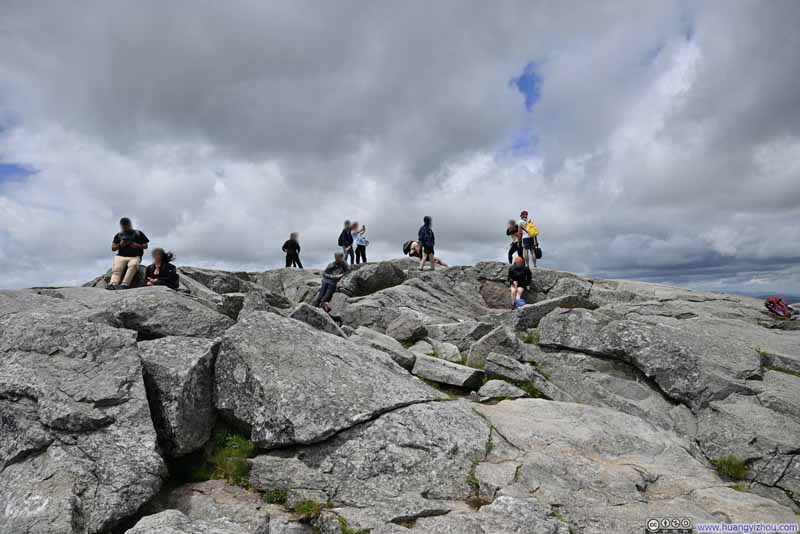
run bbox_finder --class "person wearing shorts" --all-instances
[518,210,538,268]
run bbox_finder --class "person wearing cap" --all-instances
[518,210,538,268]
[314,251,351,309]
[107,217,149,290]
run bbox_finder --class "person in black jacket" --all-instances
[337,220,354,264]
[418,215,436,271]
[282,232,303,268]
[145,248,180,290]
[314,252,351,309]
[506,219,523,264]
[508,255,532,308]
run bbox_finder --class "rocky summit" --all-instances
[1,260,798,534]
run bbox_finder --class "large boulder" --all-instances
[0,309,165,534]
[138,337,219,457]
[143,480,269,534]
[538,304,776,409]
[465,325,528,369]
[214,312,443,448]
[474,399,798,534]
[289,303,345,338]
[49,286,235,339]
[256,268,322,305]
[125,509,249,534]
[385,311,428,343]
[249,401,491,531]
[337,261,406,297]
[477,379,528,401]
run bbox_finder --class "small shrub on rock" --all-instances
[293,500,323,522]
[712,455,749,481]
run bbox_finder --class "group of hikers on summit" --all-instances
[104,212,543,311]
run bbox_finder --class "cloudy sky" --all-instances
[1,1,799,294]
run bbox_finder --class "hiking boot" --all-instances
[119,284,129,290]
[106,285,117,291]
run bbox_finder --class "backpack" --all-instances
[765,297,796,319]
[525,220,539,237]
[402,240,414,255]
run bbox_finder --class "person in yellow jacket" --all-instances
[517,210,540,268]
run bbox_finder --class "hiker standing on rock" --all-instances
[506,219,523,264]
[351,222,368,264]
[418,216,437,271]
[338,220,355,264]
[282,232,303,269]
[518,210,540,269]
[107,217,149,290]
[145,248,180,290]
[508,255,532,308]
[314,251,351,310]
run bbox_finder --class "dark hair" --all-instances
[343,220,351,228]
[423,215,432,225]
[152,248,175,263]
[119,217,132,226]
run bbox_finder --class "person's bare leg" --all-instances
[434,257,448,267]
[524,248,530,268]
[419,255,426,271]
[429,254,435,270]
[510,285,517,307]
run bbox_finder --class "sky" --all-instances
[1,0,799,295]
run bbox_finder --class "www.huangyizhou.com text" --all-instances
[694,523,799,533]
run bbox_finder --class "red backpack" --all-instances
[765,297,795,319]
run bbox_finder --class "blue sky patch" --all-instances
[510,62,543,111]
[0,163,36,185]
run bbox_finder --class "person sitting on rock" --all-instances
[506,219,523,264]
[314,251,351,310]
[282,232,303,269]
[107,217,149,290]
[145,248,180,290]
[508,255,532,308]
[338,220,355,264]
[351,222,368,264]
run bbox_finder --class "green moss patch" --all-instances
[712,455,749,481]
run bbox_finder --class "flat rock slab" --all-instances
[144,480,269,533]
[215,312,443,448]
[0,310,165,534]
[466,325,527,369]
[125,510,249,534]
[412,354,485,390]
[478,379,528,401]
[289,303,345,337]
[250,401,490,531]
[138,336,219,456]
[474,399,798,534]
[337,261,406,297]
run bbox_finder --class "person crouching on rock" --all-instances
[338,220,355,264]
[314,252,351,311]
[508,256,532,309]
[351,221,368,264]
[282,232,303,268]
[107,217,149,290]
[145,248,180,290]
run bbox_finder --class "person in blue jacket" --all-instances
[418,215,437,271]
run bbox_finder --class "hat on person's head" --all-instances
[520,211,528,218]
[119,217,131,226]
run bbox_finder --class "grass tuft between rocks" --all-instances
[522,330,540,345]
[516,381,544,399]
[712,455,749,481]
[293,500,324,522]
[174,430,258,487]
[263,488,288,505]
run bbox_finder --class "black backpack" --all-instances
[402,240,414,255]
